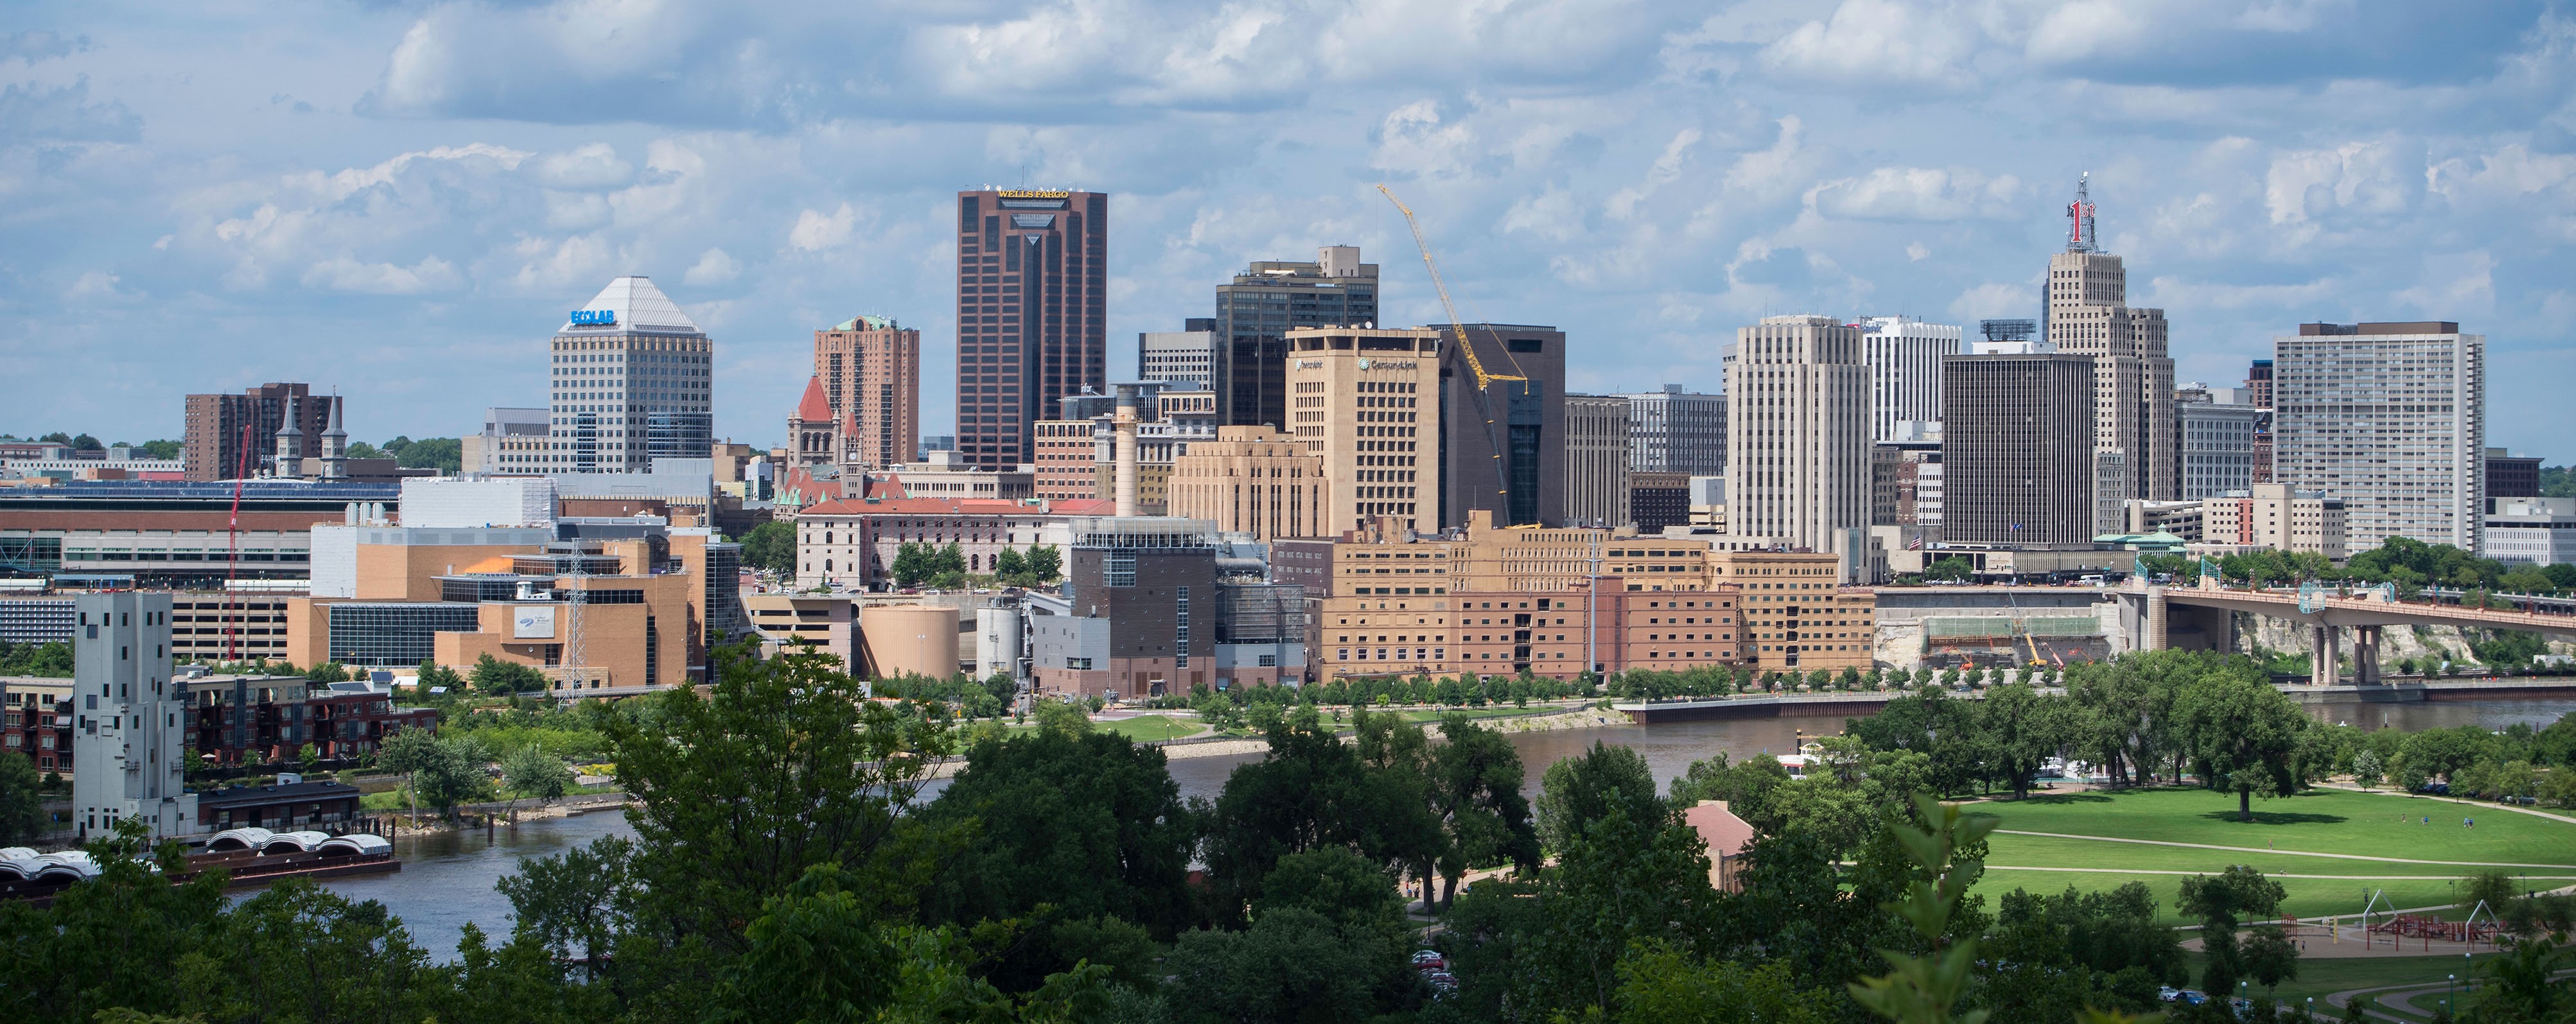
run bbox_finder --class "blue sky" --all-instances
[5,1,2573,458]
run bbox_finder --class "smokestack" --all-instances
[1114,384,1139,517]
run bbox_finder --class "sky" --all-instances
[5,1,2575,459]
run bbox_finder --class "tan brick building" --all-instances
[1285,327,1442,535]
[812,315,920,471]
[1168,426,1328,542]
[1712,550,1876,673]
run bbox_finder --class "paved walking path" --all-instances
[1994,829,2576,870]
[1983,864,2576,881]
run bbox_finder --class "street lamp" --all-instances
[2448,973,2456,1014]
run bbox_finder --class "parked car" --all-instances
[1410,951,1444,969]
[2157,986,2182,1003]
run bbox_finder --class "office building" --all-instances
[1030,517,1221,698]
[70,592,191,840]
[1629,472,1691,533]
[1141,318,1218,388]
[1284,327,1444,535]
[1941,350,2097,548]
[1713,548,1877,675]
[1168,426,1329,542]
[1439,323,1566,530]
[2044,177,2177,505]
[1622,385,1726,476]
[1563,394,1632,529]
[1871,438,1943,527]
[1724,316,1871,550]
[2198,483,2347,559]
[1861,316,1962,442]
[2485,498,2576,566]
[2247,359,2275,483]
[794,497,1080,591]
[2273,321,2485,553]
[2176,387,2262,500]
[546,276,714,473]
[1028,383,1218,512]
[812,315,921,472]
[1214,247,1378,429]
[2487,449,2542,499]
[182,383,331,481]
[954,188,1109,469]
[464,408,550,474]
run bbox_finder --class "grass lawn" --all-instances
[1094,716,1204,743]
[1963,787,2576,924]
[2178,952,2487,1018]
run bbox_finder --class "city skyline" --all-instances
[5,3,2572,463]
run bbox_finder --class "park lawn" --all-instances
[1964,786,2576,867]
[1986,832,2576,876]
[2176,952,2486,1018]
[1095,715,1204,743]
[1973,868,2498,926]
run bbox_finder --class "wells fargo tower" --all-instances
[955,188,1108,470]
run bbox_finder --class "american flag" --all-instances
[1906,535,1923,550]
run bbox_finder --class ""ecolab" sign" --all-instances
[569,309,617,326]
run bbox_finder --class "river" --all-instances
[323,696,2576,959]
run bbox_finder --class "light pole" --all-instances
[2448,973,2456,1015]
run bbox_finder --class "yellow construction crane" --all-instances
[1378,184,1531,522]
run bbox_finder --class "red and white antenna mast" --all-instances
[2066,171,2099,254]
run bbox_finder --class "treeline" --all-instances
[6,645,2574,1023]
[2143,535,2576,598]
[0,639,70,677]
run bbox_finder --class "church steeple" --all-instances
[274,395,304,476]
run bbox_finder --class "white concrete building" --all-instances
[2485,498,2576,566]
[2175,386,2263,501]
[547,276,714,473]
[1724,316,1871,551]
[1859,316,1962,444]
[2272,321,2484,553]
[71,593,194,840]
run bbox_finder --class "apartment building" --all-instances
[2272,321,2484,553]
[812,315,921,472]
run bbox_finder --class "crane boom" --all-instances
[1376,184,1525,390]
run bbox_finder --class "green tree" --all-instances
[414,660,466,695]
[137,439,180,460]
[2177,864,2288,998]
[302,660,351,684]
[471,652,547,695]
[916,729,1197,989]
[1031,697,1091,737]
[1533,740,1661,856]
[0,751,44,844]
[738,519,796,575]
[2174,665,2312,820]
[1202,710,1441,916]
[1924,556,1975,583]
[389,437,462,473]
[892,542,932,586]
[1163,907,1403,1024]
[1981,684,2071,799]
[994,546,1029,583]
[496,835,637,974]
[0,639,73,677]
[1848,794,2001,1024]
[934,542,968,578]
[504,744,575,806]
[1023,544,1062,583]
[1426,713,1541,907]
[0,820,231,1020]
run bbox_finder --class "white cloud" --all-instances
[63,270,131,302]
[1810,166,2021,221]
[788,203,859,251]
[1760,0,1985,89]
[685,247,742,285]
[2264,139,2422,226]
[1606,128,1701,221]
[1948,282,2035,322]
[535,143,635,190]
[299,256,462,294]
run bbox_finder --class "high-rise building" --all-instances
[1141,318,1218,388]
[182,383,330,481]
[70,592,192,840]
[2176,386,2262,500]
[464,408,550,475]
[1215,247,1378,429]
[1622,385,1726,476]
[812,315,920,472]
[954,189,1109,469]
[2247,358,2275,483]
[1168,426,1329,541]
[546,276,714,474]
[1861,316,1962,442]
[1724,316,1871,549]
[1941,349,2096,548]
[2044,177,2177,505]
[1438,324,1565,529]
[2274,321,2485,553]
[1284,327,1443,535]
[1563,394,1632,529]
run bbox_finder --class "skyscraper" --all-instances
[547,276,713,473]
[1941,349,2096,548]
[1563,394,1632,529]
[1284,326,1443,534]
[2274,321,2485,553]
[812,315,920,471]
[1216,247,1378,429]
[2044,176,2177,505]
[955,188,1108,470]
[1860,316,1962,442]
[2246,358,2275,483]
[1724,316,1871,549]
[1437,323,1564,529]
[2175,386,2261,500]
[1621,385,1727,476]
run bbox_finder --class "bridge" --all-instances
[2151,581,2576,684]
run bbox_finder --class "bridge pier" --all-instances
[2311,625,2341,685]
[2354,625,2382,686]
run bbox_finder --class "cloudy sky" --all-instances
[6,1,2574,457]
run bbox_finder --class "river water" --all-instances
[324,697,2576,959]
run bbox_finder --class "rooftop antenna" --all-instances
[2067,172,2099,254]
